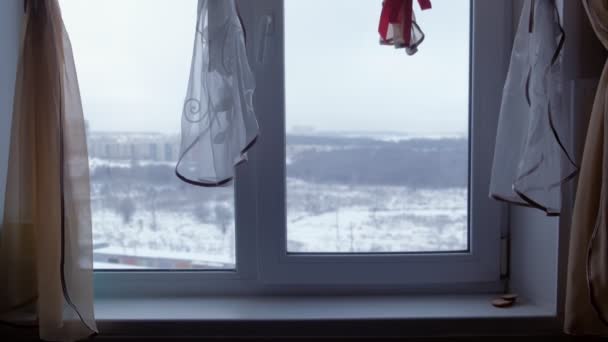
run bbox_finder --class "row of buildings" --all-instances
[87,131,182,162]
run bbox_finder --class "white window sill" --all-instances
[95,294,561,338]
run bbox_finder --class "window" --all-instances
[253,0,506,287]
[284,1,469,254]
[60,0,510,294]
[62,0,236,270]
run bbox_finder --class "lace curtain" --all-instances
[176,0,259,187]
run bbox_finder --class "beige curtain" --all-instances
[565,0,608,336]
[0,0,97,341]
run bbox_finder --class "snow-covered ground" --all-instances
[89,131,468,269]
[91,209,235,265]
[287,180,467,253]
[91,177,467,269]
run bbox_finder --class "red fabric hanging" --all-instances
[378,0,431,54]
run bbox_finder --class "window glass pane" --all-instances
[285,0,470,253]
[61,0,235,269]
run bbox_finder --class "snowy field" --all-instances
[287,179,467,253]
[89,133,468,269]
[91,177,467,269]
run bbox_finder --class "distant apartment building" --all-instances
[88,132,181,162]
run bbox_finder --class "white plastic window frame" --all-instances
[93,0,512,297]
[252,0,510,288]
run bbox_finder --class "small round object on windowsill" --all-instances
[492,293,518,308]
[492,293,517,308]
[492,298,514,308]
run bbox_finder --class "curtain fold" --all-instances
[0,1,97,341]
[565,0,608,335]
[176,0,259,187]
[490,0,575,216]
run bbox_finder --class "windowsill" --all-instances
[95,294,562,338]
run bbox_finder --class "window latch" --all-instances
[256,14,274,65]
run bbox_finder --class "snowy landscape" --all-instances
[58,0,472,271]
[89,131,468,269]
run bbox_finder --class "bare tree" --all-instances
[118,197,136,224]
[194,204,211,224]
[213,204,234,261]
[214,204,233,235]
[304,193,322,215]
[335,208,340,251]
[348,223,356,252]
[148,189,159,232]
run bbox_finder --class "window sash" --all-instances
[254,0,510,287]
[95,0,513,296]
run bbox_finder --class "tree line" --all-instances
[91,136,468,189]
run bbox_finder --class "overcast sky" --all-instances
[60,0,469,135]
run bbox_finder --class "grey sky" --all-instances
[60,0,469,135]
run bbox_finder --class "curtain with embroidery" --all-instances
[176,0,259,187]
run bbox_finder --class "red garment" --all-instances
[378,0,431,53]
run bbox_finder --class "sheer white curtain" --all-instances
[176,0,259,187]
[490,0,575,215]
[0,1,97,341]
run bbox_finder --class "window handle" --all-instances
[256,14,274,65]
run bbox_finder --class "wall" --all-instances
[510,207,559,309]
[0,0,22,223]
